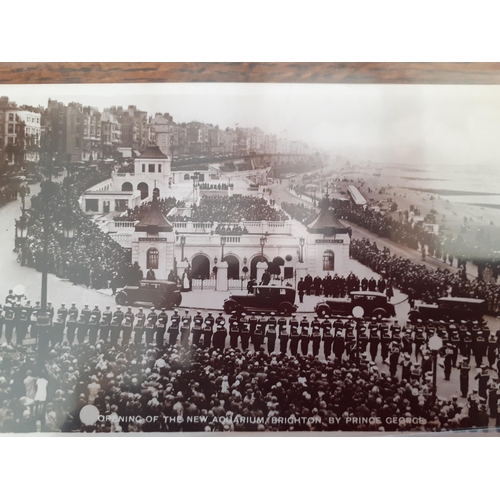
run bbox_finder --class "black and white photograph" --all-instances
[0,76,499,435]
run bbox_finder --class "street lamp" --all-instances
[180,235,186,261]
[428,334,443,406]
[260,234,267,262]
[191,171,200,204]
[15,212,30,265]
[221,236,227,260]
[299,237,305,263]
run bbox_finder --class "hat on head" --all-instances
[151,307,155,311]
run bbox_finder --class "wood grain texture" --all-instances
[0,62,499,85]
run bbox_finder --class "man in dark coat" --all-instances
[279,327,289,355]
[459,358,471,398]
[168,309,181,346]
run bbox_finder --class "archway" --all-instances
[222,254,240,279]
[250,255,267,279]
[137,182,149,200]
[122,182,133,191]
[191,254,210,280]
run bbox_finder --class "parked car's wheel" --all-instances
[352,305,365,318]
[316,304,330,318]
[224,300,238,314]
[278,302,293,316]
[372,307,388,319]
[174,294,182,307]
[408,310,422,322]
[115,292,128,306]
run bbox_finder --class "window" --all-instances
[323,250,335,271]
[142,164,145,172]
[147,248,159,269]
[158,164,162,173]
[184,173,190,180]
[85,199,99,212]
[149,164,155,173]
[8,124,13,133]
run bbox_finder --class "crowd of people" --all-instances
[113,197,183,222]
[297,271,394,301]
[281,201,318,225]
[170,195,289,223]
[198,183,233,190]
[1,293,499,432]
[22,169,136,290]
[351,238,500,315]
[0,185,22,207]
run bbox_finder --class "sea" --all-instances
[370,163,500,208]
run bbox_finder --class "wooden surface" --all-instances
[0,62,499,85]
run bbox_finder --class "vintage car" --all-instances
[314,291,396,319]
[223,285,297,315]
[408,297,486,323]
[115,280,182,309]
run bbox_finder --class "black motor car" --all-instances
[408,297,486,323]
[315,291,396,319]
[115,280,182,309]
[223,285,297,315]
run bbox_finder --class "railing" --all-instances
[192,278,217,290]
[229,277,249,290]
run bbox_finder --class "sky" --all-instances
[2,82,500,166]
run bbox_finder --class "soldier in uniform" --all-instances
[297,277,305,303]
[389,342,400,378]
[192,311,204,347]
[122,307,135,345]
[459,358,471,398]
[473,332,487,368]
[487,332,497,368]
[400,353,412,381]
[240,321,251,351]
[450,328,461,368]
[311,326,322,357]
[253,323,264,351]
[300,315,309,332]
[300,327,310,356]
[279,326,289,355]
[248,312,258,338]
[229,321,240,349]
[216,312,226,329]
[144,318,156,345]
[99,307,111,343]
[68,302,79,321]
[134,311,145,344]
[289,326,300,356]
[412,326,423,361]
[16,304,30,345]
[213,324,227,351]
[380,327,392,364]
[475,365,490,400]
[323,326,333,359]
[333,332,345,364]
[289,314,299,332]
[369,328,380,362]
[410,362,422,382]
[321,315,332,335]
[31,301,41,339]
[52,314,65,346]
[81,304,92,323]
[266,321,277,354]
[110,316,122,346]
[181,310,192,348]
[156,308,168,346]
[76,313,88,344]
[46,302,55,324]
[277,313,287,334]
[88,314,100,345]
[463,332,472,359]
[3,304,14,344]
[203,312,215,348]
[57,303,68,324]
[345,328,355,360]
[311,315,321,331]
[91,305,101,324]
[66,311,77,345]
[443,343,455,381]
[168,309,181,346]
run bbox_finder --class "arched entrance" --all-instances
[192,254,210,279]
[222,255,240,279]
[250,255,267,279]
[137,182,149,200]
[122,182,133,191]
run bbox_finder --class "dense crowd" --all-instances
[198,183,233,190]
[23,169,133,290]
[0,185,22,207]
[170,195,289,223]
[113,197,183,222]
[1,296,499,432]
[351,238,500,315]
[281,201,318,225]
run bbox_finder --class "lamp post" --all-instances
[260,234,267,262]
[221,236,226,260]
[299,237,305,263]
[428,334,443,407]
[180,235,186,261]
[191,171,199,204]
